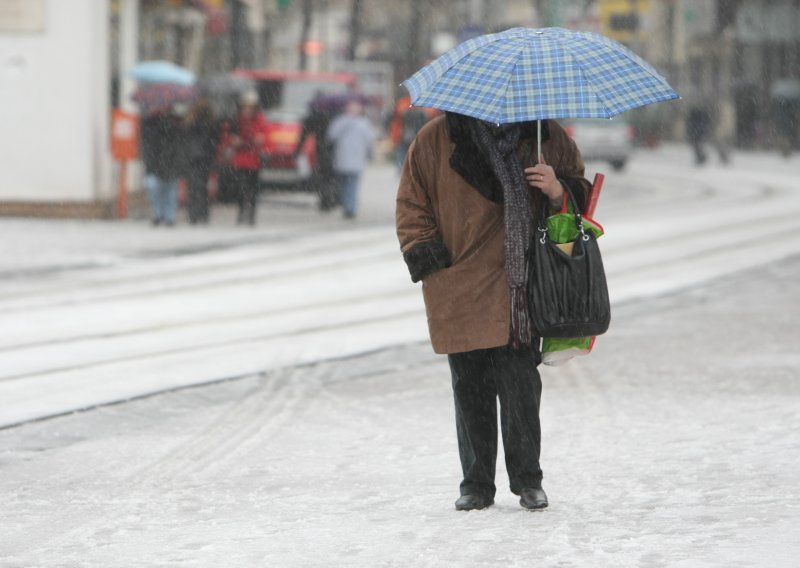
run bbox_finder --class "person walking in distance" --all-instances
[327,99,375,219]
[294,92,340,211]
[229,90,268,225]
[139,104,183,226]
[396,113,591,511]
[183,96,219,224]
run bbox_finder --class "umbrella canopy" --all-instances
[132,83,198,112]
[197,73,255,96]
[129,60,195,86]
[403,27,678,125]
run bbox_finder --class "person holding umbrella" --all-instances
[395,27,678,512]
[130,61,197,226]
[397,112,589,512]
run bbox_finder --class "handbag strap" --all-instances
[558,179,582,214]
[536,180,587,241]
[558,179,585,233]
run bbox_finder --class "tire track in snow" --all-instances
[0,240,399,314]
[1,366,314,555]
[0,295,423,382]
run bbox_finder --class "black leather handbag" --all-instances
[527,184,611,338]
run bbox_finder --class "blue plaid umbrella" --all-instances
[403,27,678,126]
[129,60,196,86]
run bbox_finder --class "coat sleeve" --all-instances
[395,136,451,283]
[548,121,592,213]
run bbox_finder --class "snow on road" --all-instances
[1,147,799,427]
[1,254,798,567]
[0,146,799,566]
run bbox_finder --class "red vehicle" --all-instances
[229,69,358,190]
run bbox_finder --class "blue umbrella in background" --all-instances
[403,27,679,156]
[129,60,195,86]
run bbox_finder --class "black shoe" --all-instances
[455,494,494,511]
[519,487,548,510]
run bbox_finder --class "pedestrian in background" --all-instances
[294,92,340,211]
[686,105,712,165]
[327,99,375,220]
[183,96,219,224]
[769,95,799,158]
[228,89,268,226]
[396,113,591,512]
[388,94,438,174]
[713,99,735,165]
[140,105,183,226]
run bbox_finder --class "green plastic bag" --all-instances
[545,212,604,241]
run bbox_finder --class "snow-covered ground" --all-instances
[1,254,798,567]
[0,145,799,566]
[1,145,799,427]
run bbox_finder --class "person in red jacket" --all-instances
[230,90,268,225]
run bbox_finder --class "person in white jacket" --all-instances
[327,99,375,219]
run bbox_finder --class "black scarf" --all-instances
[447,113,549,203]
[447,113,549,348]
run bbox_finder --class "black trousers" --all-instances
[234,169,260,225]
[448,343,543,498]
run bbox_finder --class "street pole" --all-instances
[119,0,138,112]
[406,0,423,75]
[533,0,548,26]
[469,0,483,25]
[230,0,252,69]
[299,0,313,70]
[91,1,112,206]
[347,0,363,61]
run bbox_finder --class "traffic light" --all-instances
[600,0,648,42]
[609,13,639,32]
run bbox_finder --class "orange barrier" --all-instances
[111,109,139,219]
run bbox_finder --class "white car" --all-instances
[561,118,634,171]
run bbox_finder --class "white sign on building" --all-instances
[0,0,45,33]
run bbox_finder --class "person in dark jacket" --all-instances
[140,106,183,226]
[396,114,590,512]
[183,97,219,224]
[686,106,712,165]
[294,92,340,211]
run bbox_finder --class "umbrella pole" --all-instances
[537,120,542,162]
